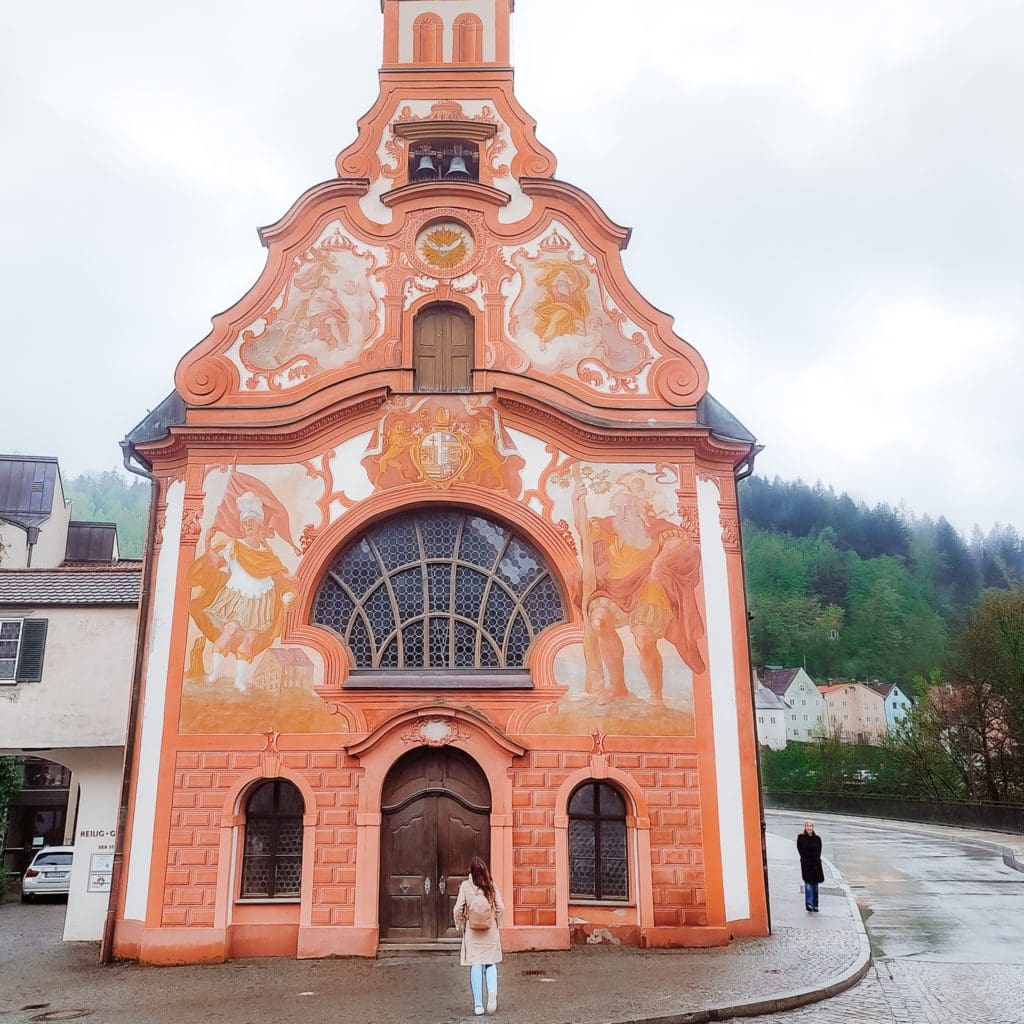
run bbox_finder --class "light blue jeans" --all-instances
[470,964,498,1006]
[804,882,819,909]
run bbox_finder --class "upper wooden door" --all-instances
[379,747,491,941]
[413,303,474,393]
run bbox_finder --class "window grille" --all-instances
[0,620,22,680]
[312,510,564,673]
[568,782,628,901]
[240,780,304,899]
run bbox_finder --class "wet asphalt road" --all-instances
[766,809,1024,965]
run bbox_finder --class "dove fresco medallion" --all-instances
[414,220,475,275]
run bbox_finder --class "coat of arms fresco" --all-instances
[362,396,525,495]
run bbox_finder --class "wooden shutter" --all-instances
[16,618,48,682]
[448,308,473,392]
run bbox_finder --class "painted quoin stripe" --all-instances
[696,476,751,922]
[123,479,184,922]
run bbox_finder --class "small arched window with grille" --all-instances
[312,509,565,686]
[240,780,304,900]
[568,781,629,901]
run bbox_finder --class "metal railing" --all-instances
[763,790,1024,835]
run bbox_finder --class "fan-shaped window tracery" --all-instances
[312,510,565,678]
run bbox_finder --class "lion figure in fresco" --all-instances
[572,468,705,707]
[467,419,504,486]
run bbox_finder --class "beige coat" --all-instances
[453,878,505,966]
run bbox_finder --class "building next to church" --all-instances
[111,0,767,964]
[0,455,140,941]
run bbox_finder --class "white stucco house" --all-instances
[754,685,789,750]
[758,667,827,743]
[0,455,141,942]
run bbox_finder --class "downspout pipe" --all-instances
[99,441,158,964]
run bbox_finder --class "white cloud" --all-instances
[0,1,1020,538]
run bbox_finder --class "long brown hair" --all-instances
[469,856,496,905]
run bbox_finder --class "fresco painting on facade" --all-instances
[362,395,525,494]
[232,223,382,389]
[113,0,767,964]
[528,461,702,737]
[507,226,653,389]
[180,466,337,734]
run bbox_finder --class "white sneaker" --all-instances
[486,993,497,1014]
[474,1006,484,1016]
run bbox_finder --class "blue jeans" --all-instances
[470,964,498,1007]
[804,882,819,909]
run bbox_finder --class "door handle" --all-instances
[438,875,447,895]
[424,876,431,895]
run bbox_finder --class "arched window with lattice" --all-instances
[240,780,304,899]
[413,13,443,63]
[453,14,483,63]
[568,781,629,901]
[311,510,565,685]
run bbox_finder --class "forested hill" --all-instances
[55,470,1023,687]
[739,476,1024,684]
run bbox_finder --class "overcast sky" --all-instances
[2,1,1021,537]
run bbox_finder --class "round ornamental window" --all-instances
[311,510,565,672]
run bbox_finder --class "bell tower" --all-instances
[381,0,513,70]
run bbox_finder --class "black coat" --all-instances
[797,832,825,884]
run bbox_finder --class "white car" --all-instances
[21,846,74,902]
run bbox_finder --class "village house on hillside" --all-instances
[757,668,826,743]
[819,682,888,744]
[867,680,914,733]
[753,685,788,750]
[0,454,140,942]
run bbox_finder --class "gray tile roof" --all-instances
[754,685,789,710]
[0,564,142,606]
[758,667,800,696]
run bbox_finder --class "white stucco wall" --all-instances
[0,521,30,568]
[47,746,123,942]
[0,605,137,750]
[755,710,787,750]
[697,477,750,923]
[123,479,183,923]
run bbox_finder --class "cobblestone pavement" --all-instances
[0,895,863,1024]
[724,959,1024,1023]
[753,812,1024,1024]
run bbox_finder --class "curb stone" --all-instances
[592,853,872,1024]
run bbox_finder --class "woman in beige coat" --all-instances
[453,856,505,1015]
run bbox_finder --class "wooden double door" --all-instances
[380,747,491,941]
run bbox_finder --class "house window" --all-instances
[312,510,565,675]
[413,302,474,392]
[568,782,628,901]
[758,716,764,724]
[0,618,48,682]
[240,780,304,900]
[801,699,807,706]
[803,714,808,721]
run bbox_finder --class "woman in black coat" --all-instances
[796,820,824,912]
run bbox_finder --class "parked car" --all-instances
[21,846,74,902]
